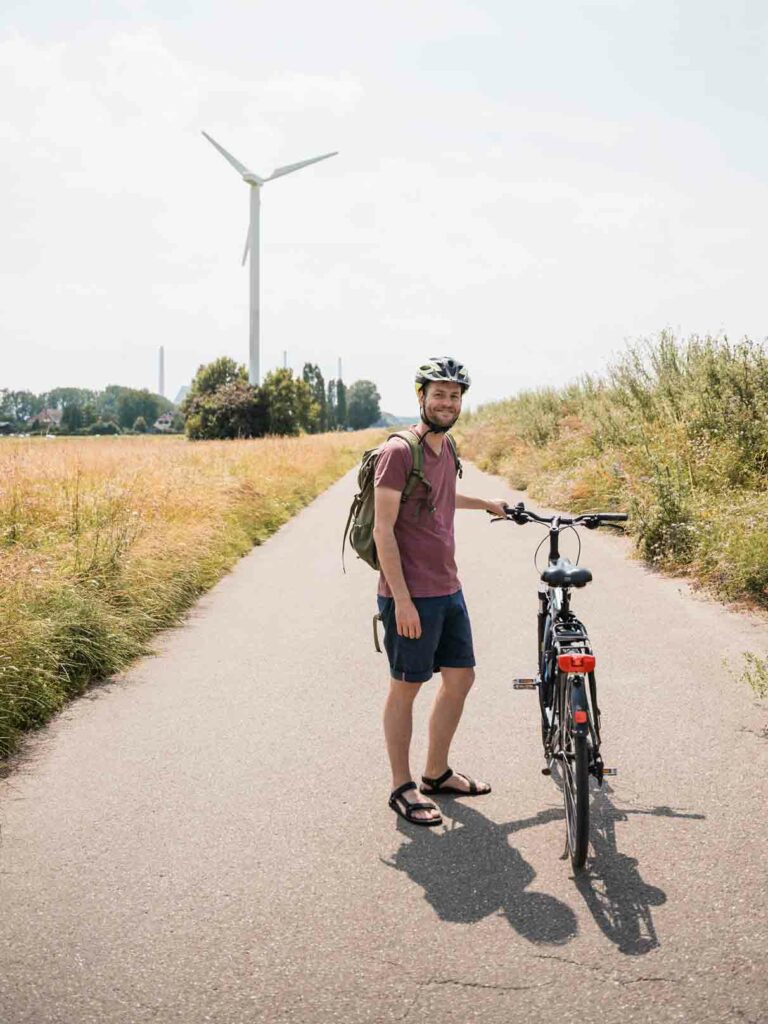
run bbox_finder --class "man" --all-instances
[373,357,508,826]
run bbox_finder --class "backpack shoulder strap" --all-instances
[389,430,431,502]
[445,432,463,478]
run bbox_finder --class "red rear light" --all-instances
[558,653,596,673]
[573,710,588,724]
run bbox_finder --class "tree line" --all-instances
[0,386,177,434]
[182,358,381,439]
[0,361,383,439]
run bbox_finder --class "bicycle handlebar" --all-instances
[491,501,628,529]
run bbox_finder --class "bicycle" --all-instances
[491,501,628,871]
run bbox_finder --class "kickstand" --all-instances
[559,838,569,861]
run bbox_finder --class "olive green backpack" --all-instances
[342,429,462,573]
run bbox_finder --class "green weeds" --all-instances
[457,332,768,608]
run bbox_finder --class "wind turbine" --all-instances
[202,131,337,386]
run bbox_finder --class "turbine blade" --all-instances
[266,151,338,181]
[202,131,261,181]
[241,225,251,266]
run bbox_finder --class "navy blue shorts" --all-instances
[376,590,476,683]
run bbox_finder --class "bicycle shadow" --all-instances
[380,801,578,945]
[575,785,705,955]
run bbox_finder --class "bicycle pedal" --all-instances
[513,678,537,690]
[602,768,618,776]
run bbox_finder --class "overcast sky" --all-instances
[2,1,767,413]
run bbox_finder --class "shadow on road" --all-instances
[381,788,705,954]
[380,801,578,945]
[576,786,705,956]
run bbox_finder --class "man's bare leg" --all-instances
[424,667,487,792]
[383,678,440,823]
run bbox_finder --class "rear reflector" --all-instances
[573,710,588,724]
[558,653,596,673]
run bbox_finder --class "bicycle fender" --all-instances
[569,675,590,737]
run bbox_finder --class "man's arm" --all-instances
[373,486,422,639]
[456,493,508,516]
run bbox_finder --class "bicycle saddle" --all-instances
[541,560,593,588]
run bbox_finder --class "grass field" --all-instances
[456,333,768,608]
[0,431,380,758]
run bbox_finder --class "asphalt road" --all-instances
[1,462,767,1024]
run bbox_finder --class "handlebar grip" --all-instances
[599,513,628,522]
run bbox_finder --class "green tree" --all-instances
[116,389,163,430]
[98,385,171,427]
[43,387,97,411]
[336,379,347,429]
[302,362,327,432]
[346,379,382,430]
[261,368,314,436]
[184,379,266,440]
[61,403,84,432]
[0,390,42,426]
[326,379,337,430]
[188,356,247,399]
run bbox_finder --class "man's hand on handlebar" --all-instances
[484,499,510,519]
[487,500,628,527]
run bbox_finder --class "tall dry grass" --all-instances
[456,333,768,613]
[0,431,379,757]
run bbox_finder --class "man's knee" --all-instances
[441,667,475,692]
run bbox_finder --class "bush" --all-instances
[88,420,121,435]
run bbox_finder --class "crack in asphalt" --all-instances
[619,976,673,986]
[531,953,604,973]
[426,978,536,992]
[395,976,536,1021]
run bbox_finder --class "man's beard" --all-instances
[419,404,459,434]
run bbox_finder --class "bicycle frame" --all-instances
[538,520,604,780]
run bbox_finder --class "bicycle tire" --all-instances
[561,680,590,870]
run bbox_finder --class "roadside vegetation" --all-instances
[181,357,382,439]
[0,431,380,758]
[456,332,768,614]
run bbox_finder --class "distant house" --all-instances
[0,421,14,435]
[30,408,63,429]
[154,411,175,432]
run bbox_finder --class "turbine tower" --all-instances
[202,132,337,386]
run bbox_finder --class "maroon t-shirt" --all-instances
[374,428,461,598]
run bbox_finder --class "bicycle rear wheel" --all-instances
[561,683,589,870]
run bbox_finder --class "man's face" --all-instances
[420,381,463,428]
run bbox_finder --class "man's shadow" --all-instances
[575,785,705,955]
[380,801,578,945]
[381,788,704,954]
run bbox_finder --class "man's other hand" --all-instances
[395,598,422,639]
[485,499,509,518]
